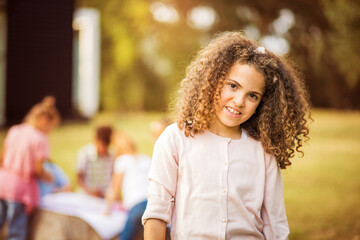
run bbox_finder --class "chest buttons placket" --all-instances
[219,138,230,240]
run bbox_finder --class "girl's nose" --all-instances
[233,93,245,107]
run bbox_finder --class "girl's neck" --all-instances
[209,125,242,139]
[27,121,48,134]
[116,149,137,157]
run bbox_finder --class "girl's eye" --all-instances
[249,93,258,100]
[229,83,237,89]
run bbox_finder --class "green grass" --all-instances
[283,109,360,239]
[0,109,359,239]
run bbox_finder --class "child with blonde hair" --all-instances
[0,96,60,240]
[106,131,151,240]
[149,118,171,141]
[142,32,311,239]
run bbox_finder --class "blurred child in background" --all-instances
[149,118,171,141]
[38,160,72,197]
[105,131,151,240]
[0,96,60,240]
[77,125,114,198]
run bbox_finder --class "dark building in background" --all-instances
[5,0,74,126]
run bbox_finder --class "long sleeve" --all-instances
[261,154,290,239]
[142,125,179,224]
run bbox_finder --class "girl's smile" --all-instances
[211,63,265,139]
[225,106,241,116]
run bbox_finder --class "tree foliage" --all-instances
[76,0,360,110]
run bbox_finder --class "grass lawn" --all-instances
[0,109,359,239]
[283,110,360,239]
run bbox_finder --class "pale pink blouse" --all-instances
[0,123,49,213]
[142,123,289,240]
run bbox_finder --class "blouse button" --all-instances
[222,218,227,223]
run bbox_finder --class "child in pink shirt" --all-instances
[142,32,312,239]
[0,96,60,240]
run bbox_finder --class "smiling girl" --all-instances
[142,32,311,240]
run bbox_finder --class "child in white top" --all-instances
[106,131,151,240]
[142,32,311,239]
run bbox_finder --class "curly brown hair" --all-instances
[175,31,311,169]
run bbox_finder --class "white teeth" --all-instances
[227,107,240,115]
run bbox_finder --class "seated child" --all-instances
[38,161,72,197]
[77,125,114,198]
[105,131,151,240]
[149,117,171,141]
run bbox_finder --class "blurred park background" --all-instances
[0,0,359,239]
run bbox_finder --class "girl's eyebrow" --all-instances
[228,79,263,96]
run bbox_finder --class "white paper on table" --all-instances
[39,192,128,240]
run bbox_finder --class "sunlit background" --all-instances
[0,0,359,239]
[1,0,360,123]
[77,0,360,113]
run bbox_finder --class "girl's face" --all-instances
[113,133,136,155]
[37,115,55,134]
[211,63,265,138]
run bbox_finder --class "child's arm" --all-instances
[142,125,178,237]
[0,146,4,164]
[50,163,72,192]
[104,172,123,214]
[76,171,87,190]
[77,171,103,197]
[55,184,72,193]
[144,218,167,240]
[261,155,290,239]
[35,159,53,182]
